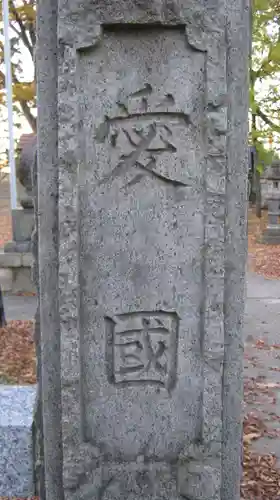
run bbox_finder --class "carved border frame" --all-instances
[55,0,248,497]
[58,19,226,500]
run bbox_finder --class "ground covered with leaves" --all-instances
[0,320,36,384]
[1,322,280,498]
[1,206,280,499]
[242,398,280,499]
[242,330,280,500]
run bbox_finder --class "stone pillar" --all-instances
[37,1,250,499]
[37,1,63,499]
[31,148,46,500]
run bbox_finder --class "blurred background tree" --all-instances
[250,0,280,215]
[0,0,36,132]
[1,0,280,207]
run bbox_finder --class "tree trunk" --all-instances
[20,100,37,133]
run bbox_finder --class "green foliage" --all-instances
[251,0,280,165]
[0,0,36,131]
[0,0,279,156]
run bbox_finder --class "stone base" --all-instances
[4,240,32,253]
[0,252,35,293]
[20,198,34,210]
[11,208,34,243]
[0,385,37,497]
[259,229,280,245]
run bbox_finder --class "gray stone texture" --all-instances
[0,385,36,497]
[4,241,32,253]
[37,1,250,499]
[260,230,280,244]
[37,0,64,499]
[11,208,34,242]
[4,207,34,254]
[0,252,35,293]
[3,293,37,321]
[31,146,46,499]
[16,133,37,208]
[260,163,280,244]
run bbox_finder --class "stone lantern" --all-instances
[4,134,36,253]
[0,134,36,293]
[261,160,280,244]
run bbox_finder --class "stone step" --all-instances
[0,252,35,293]
[0,385,37,497]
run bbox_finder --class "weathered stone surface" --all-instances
[12,208,34,242]
[0,253,35,293]
[17,134,37,208]
[0,385,36,497]
[37,1,63,499]
[0,268,13,292]
[4,241,32,253]
[260,230,280,244]
[4,207,34,254]
[37,1,250,499]
[260,162,280,244]
[31,144,46,497]
[0,252,22,267]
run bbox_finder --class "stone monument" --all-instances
[260,161,280,244]
[37,1,250,499]
[17,133,37,210]
[5,134,36,253]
